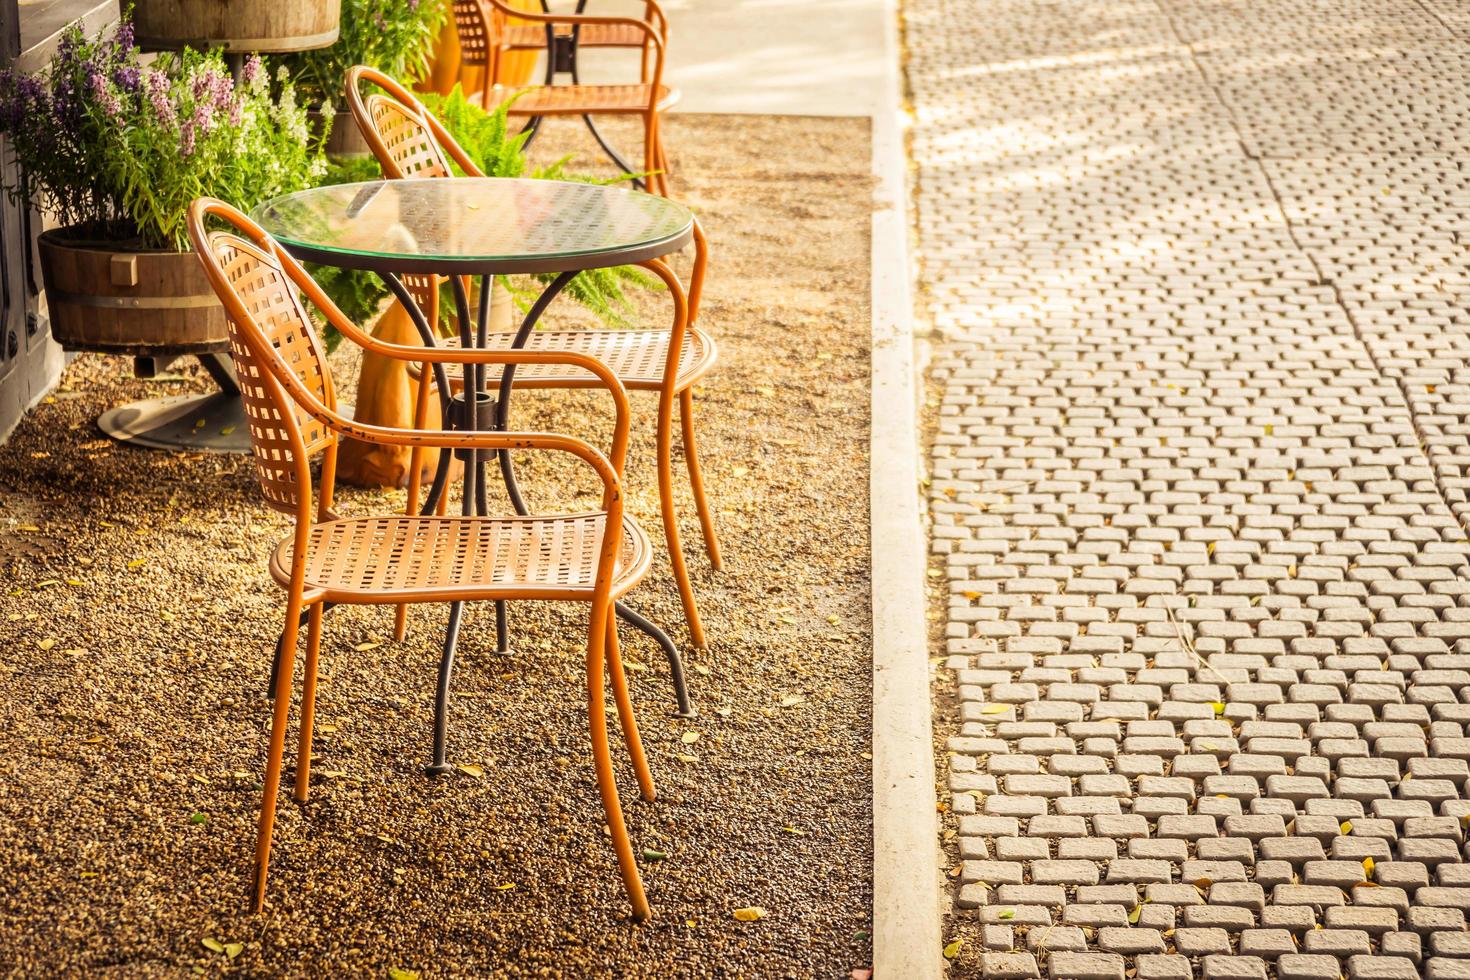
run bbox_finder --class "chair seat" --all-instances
[270,513,650,604]
[408,327,716,392]
[482,83,679,115]
[504,22,649,49]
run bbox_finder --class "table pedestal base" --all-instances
[98,391,252,454]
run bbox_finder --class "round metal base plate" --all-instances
[97,392,251,454]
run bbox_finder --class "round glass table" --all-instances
[254,177,693,275]
[252,178,698,772]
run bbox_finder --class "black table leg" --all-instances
[495,273,693,717]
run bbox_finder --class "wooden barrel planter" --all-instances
[312,108,372,158]
[132,0,342,52]
[37,230,228,356]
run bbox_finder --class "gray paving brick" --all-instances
[920,0,1470,972]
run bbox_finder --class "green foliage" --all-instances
[0,21,324,250]
[281,0,448,111]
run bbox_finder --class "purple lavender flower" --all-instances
[229,97,243,127]
[190,99,214,136]
[210,69,233,111]
[144,69,175,126]
[113,65,141,92]
[179,118,195,155]
[243,54,262,86]
[112,19,134,54]
[52,76,74,125]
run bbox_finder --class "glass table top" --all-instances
[251,178,695,274]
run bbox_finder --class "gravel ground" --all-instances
[0,114,874,978]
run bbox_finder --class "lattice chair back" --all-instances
[188,200,338,516]
[346,66,489,335]
[365,94,453,179]
[452,0,499,71]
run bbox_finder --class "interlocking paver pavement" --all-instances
[911,0,1470,975]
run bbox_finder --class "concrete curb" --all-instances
[869,0,944,975]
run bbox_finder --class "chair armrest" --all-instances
[322,410,622,495]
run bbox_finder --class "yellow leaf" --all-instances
[686,919,697,928]
[677,754,699,764]
[79,871,98,879]
[191,773,210,785]
[826,614,840,625]
[1128,905,1142,924]
[37,638,56,651]
[1210,702,1226,715]
[779,694,806,707]
[1264,424,1274,435]
[733,906,767,922]
[389,970,421,980]
[1200,742,1219,751]
[943,939,963,960]
[224,943,243,961]
[493,883,515,891]
[354,641,381,652]
[219,426,236,436]
[681,731,701,745]
[781,826,806,835]
[456,763,485,778]
[998,908,1015,920]
[1363,856,1374,878]
[980,704,1010,715]
[201,938,225,954]
[1340,821,1352,835]
[127,558,146,569]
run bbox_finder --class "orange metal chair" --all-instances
[187,197,660,922]
[499,0,667,77]
[345,66,722,653]
[452,0,676,195]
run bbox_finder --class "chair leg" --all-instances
[428,600,465,776]
[252,588,305,913]
[292,601,324,803]
[606,614,655,802]
[587,600,652,921]
[679,388,722,570]
[653,118,670,197]
[657,392,708,649]
[643,114,659,197]
[396,372,435,642]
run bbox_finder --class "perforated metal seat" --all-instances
[408,327,716,391]
[479,82,678,116]
[270,513,650,603]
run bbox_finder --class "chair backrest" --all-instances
[346,65,491,330]
[452,0,500,71]
[187,199,337,516]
